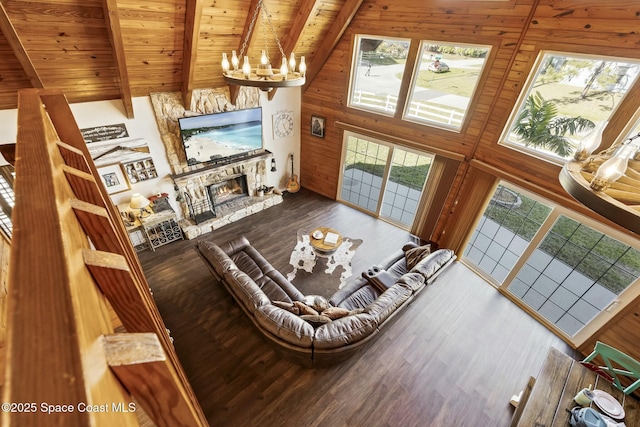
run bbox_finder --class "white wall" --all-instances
[70,97,175,209]
[259,88,302,190]
[0,88,302,218]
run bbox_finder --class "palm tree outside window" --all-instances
[501,52,640,163]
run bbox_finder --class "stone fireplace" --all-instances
[150,88,283,239]
[172,151,283,239]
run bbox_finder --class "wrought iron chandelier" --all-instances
[221,0,306,91]
[560,122,640,235]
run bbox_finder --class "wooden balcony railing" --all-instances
[1,89,207,427]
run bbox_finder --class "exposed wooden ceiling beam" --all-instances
[0,2,44,89]
[182,0,203,110]
[303,0,364,92]
[226,0,261,105]
[102,0,134,119]
[268,0,320,101]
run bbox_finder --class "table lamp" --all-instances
[129,193,151,218]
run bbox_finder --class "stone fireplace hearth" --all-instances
[171,151,283,239]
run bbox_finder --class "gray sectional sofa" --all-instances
[196,235,456,366]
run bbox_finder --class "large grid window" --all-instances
[463,182,640,341]
[404,41,490,131]
[509,216,640,336]
[348,35,411,116]
[465,185,551,282]
[501,51,640,162]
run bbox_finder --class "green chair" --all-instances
[581,341,640,395]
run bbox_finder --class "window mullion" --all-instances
[393,39,421,120]
[499,208,562,291]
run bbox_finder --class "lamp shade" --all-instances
[130,193,150,210]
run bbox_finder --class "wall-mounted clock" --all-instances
[273,111,295,139]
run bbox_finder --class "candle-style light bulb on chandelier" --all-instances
[560,122,640,235]
[221,0,306,91]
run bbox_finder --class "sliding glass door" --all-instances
[339,132,433,230]
[340,135,390,213]
[463,182,640,344]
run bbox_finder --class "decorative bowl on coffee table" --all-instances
[310,227,342,254]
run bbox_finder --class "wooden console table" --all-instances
[513,347,640,426]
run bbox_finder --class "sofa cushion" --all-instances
[300,314,333,328]
[255,274,297,303]
[410,249,455,280]
[314,313,378,349]
[386,257,409,278]
[365,284,413,325]
[334,285,381,311]
[197,241,238,277]
[396,272,426,293]
[404,244,431,270]
[224,268,270,311]
[254,305,315,348]
[266,269,305,302]
[231,251,265,280]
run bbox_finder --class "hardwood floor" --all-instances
[138,188,574,426]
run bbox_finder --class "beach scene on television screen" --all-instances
[180,108,263,165]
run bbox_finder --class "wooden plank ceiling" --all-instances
[0,0,353,117]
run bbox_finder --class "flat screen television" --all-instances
[178,107,263,165]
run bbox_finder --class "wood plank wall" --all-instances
[0,0,342,110]
[0,233,10,397]
[301,0,640,359]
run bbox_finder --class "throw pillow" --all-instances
[300,314,332,328]
[293,301,319,316]
[303,295,331,312]
[404,244,431,270]
[321,307,351,320]
[272,300,300,315]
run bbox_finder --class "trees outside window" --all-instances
[502,52,640,162]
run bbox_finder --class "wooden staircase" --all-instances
[1,89,207,426]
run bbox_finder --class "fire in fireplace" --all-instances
[208,175,248,206]
[183,174,250,225]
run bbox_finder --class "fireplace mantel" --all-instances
[170,149,272,186]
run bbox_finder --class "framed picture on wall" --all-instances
[311,115,325,138]
[122,157,157,184]
[97,163,130,194]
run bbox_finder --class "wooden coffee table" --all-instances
[309,227,343,254]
